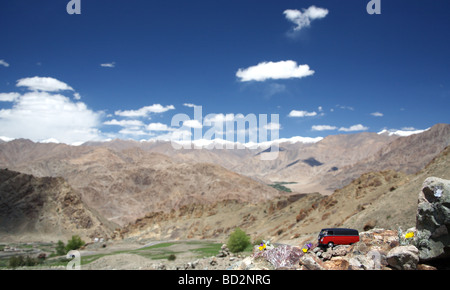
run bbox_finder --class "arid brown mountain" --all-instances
[0,123,449,241]
[0,145,280,226]
[80,124,450,195]
[0,169,115,242]
[326,123,450,190]
[119,145,450,244]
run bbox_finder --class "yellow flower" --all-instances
[302,248,308,253]
[405,232,414,239]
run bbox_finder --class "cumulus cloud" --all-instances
[16,77,74,92]
[115,104,175,117]
[73,93,82,100]
[16,77,73,92]
[0,91,102,144]
[147,122,175,131]
[0,92,21,102]
[236,60,314,82]
[118,128,148,136]
[312,125,337,131]
[183,103,198,108]
[0,60,10,67]
[371,112,384,117]
[183,119,203,128]
[284,6,329,31]
[204,113,236,124]
[338,124,369,132]
[264,122,281,130]
[103,119,145,127]
[288,110,317,117]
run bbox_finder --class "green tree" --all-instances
[227,228,251,253]
[8,256,24,268]
[65,235,85,252]
[56,240,66,256]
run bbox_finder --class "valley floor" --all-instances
[0,239,254,270]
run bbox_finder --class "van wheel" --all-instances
[327,242,334,248]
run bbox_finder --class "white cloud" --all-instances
[147,122,174,131]
[288,110,317,117]
[312,125,337,131]
[16,76,74,92]
[149,129,192,142]
[236,60,314,82]
[336,105,354,111]
[183,119,203,128]
[118,128,149,136]
[183,103,198,108]
[378,127,429,137]
[204,113,236,123]
[264,122,281,130]
[0,92,21,102]
[284,6,329,31]
[0,90,102,144]
[371,112,384,117]
[115,104,175,117]
[0,60,10,67]
[100,62,115,68]
[73,93,82,100]
[339,124,369,132]
[103,119,145,127]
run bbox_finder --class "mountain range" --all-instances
[0,123,449,242]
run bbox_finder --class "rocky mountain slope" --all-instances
[82,124,450,195]
[0,169,115,242]
[118,145,450,244]
[0,123,449,243]
[0,145,280,226]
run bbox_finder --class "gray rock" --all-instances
[321,248,333,261]
[416,177,450,261]
[387,245,419,270]
[299,254,324,270]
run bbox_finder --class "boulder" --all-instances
[416,177,450,262]
[348,251,384,270]
[254,244,303,269]
[323,257,350,270]
[299,254,324,270]
[387,245,419,270]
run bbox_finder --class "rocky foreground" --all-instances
[148,176,450,270]
[5,176,449,270]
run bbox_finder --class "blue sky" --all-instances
[0,0,449,144]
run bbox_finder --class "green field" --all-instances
[0,241,225,269]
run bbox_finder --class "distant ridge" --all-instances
[0,123,448,236]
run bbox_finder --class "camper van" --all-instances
[318,228,359,247]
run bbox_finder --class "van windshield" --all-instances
[319,230,328,237]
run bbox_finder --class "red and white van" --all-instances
[318,228,359,247]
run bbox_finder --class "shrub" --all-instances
[56,240,66,256]
[65,235,85,252]
[8,256,24,268]
[168,254,177,261]
[8,255,41,268]
[227,228,251,253]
